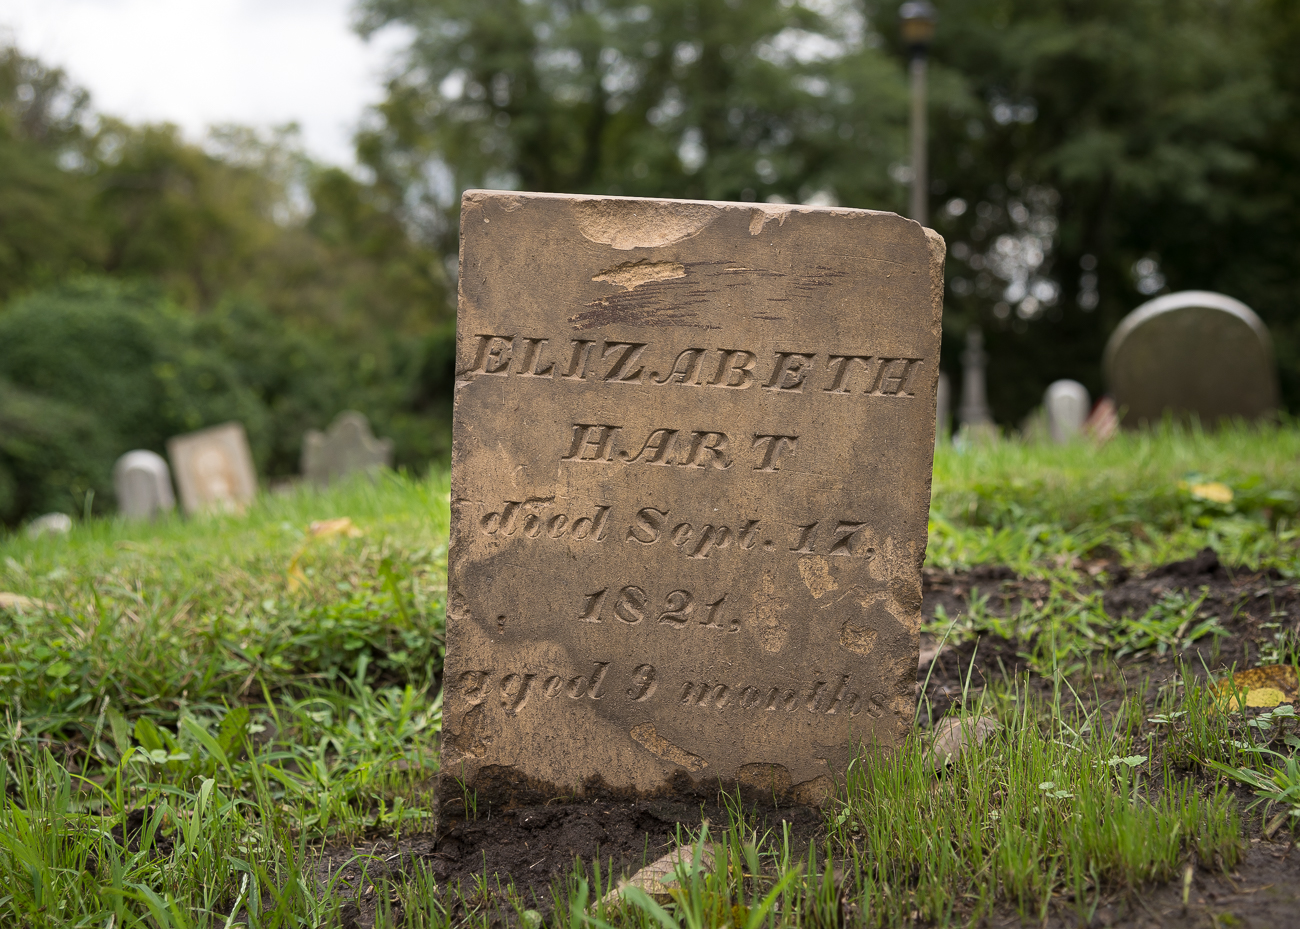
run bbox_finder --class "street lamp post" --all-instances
[899,1,937,227]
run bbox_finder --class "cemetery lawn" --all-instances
[2,423,1299,928]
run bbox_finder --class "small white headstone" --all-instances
[301,411,394,487]
[27,513,72,538]
[167,422,258,516]
[113,450,176,520]
[1044,380,1090,444]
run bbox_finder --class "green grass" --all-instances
[930,419,1300,575]
[0,424,1297,926]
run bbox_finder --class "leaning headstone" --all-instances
[1104,291,1277,426]
[957,329,993,429]
[301,411,394,487]
[166,422,257,516]
[1044,380,1090,444]
[113,450,176,520]
[26,513,71,538]
[441,191,944,819]
[1086,396,1119,442]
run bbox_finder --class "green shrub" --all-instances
[0,278,457,526]
[0,278,265,523]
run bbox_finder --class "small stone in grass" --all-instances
[925,714,1000,772]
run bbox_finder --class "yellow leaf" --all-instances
[1190,482,1233,504]
[1246,687,1285,708]
[1213,665,1298,712]
[309,517,362,538]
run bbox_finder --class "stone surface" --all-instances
[302,411,394,487]
[113,450,176,520]
[1104,291,1277,426]
[957,329,992,429]
[166,422,258,515]
[1044,379,1090,444]
[442,191,944,817]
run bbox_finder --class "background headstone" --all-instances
[1086,397,1119,442]
[1104,291,1278,426]
[442,191,944,818]
[166,422,258,516]
[301,411,394,487]
[1044,380,1090,444]
[958,329,993,429]
[26,513,71,538]
[113,450,176,520]
[935,371,950,445]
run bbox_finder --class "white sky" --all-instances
[0,0,410,166]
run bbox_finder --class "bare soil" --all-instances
[920,547,1300,720]
[319,549,1300,928]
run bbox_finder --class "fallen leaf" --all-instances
[309,517,362,538]
[1246,687,1286,708]
[285,519,363,591]
[1214,665,1299,712]
[924,714,1000,772]
[0,592,53,612]
[602,842,715,903]
[1189,481,1233,504]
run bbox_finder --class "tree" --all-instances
[0,47,102,301]
[918,0,1284,419]
[355,0,913,256]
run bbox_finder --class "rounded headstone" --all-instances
[1044,379,1090,444]
[26,513,72,538]
[113,450,176,520]
[1104,291,1277,426]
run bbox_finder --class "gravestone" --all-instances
[26,513,71,538]
[1104,291,1278,426]
[166,422,258,515]
[957,329,993,429]
[935,371,950,445]
[1044,380,1090,444]
[113,450,176,520]
[1086,396,1119,442]
[301,411,394,487]
[442,191,944,818]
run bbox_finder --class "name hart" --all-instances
[465,334,925,397]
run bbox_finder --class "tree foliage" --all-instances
[0,44,456,524]
[356,0,912,254]
[924,0,1285,419]
[4,0,1300,523]
[359,0,1300,421]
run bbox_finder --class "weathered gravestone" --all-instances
[166,422,258,516]
[1044,380,1090,444]
[113,450,176,520]
[302,411,394,487]
[441,191,944,818]
[1104,291,1278,426]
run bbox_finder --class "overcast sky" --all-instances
[1,0,410,166]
